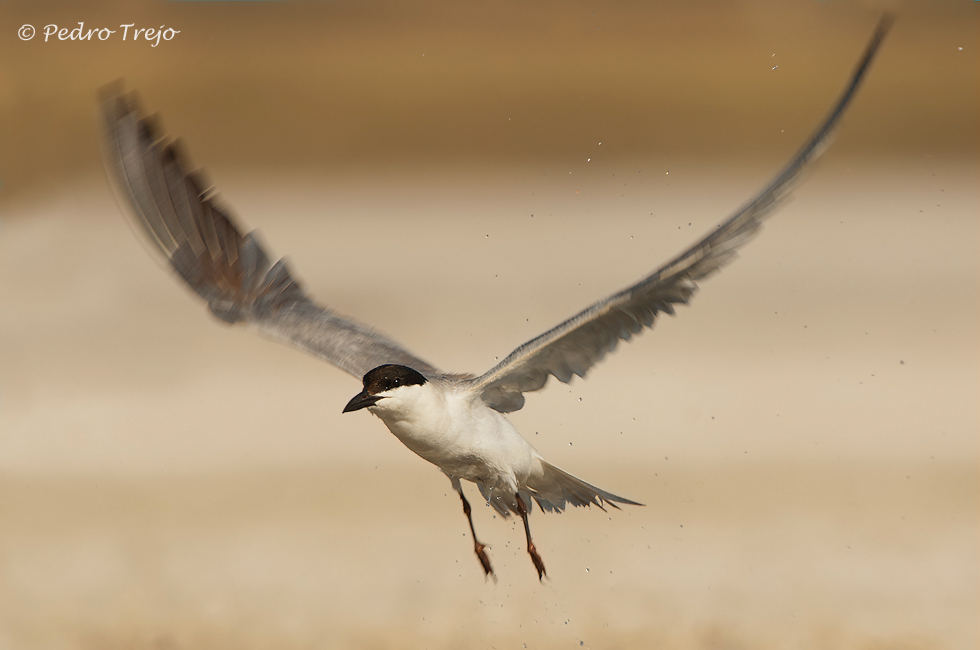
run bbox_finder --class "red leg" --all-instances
[516,493,546,580]
[455,483,494,579]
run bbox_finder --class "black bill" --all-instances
[343,391,384,413]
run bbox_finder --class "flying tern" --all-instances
[101,17,891,579]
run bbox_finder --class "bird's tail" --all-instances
[524,459,643,513]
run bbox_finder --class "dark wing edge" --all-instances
[100,85,440,380]
[467,15,893,413]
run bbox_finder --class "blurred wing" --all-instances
[467,16,892,413]
[101,86,440,380]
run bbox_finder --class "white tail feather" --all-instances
[525,459,643,513]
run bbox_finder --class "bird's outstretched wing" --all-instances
[466,16,893,413]
[101,87,440,380]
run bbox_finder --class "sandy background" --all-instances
[0,1,977,649]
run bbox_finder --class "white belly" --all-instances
[367,384,536,489]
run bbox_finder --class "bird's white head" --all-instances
[342,364,429,415]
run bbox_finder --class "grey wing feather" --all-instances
[101,86,439,380]
[467,16,893,413]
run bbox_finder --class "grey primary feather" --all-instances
[466,15,893,413]
[100,16,890,402]
[100,87,440,380]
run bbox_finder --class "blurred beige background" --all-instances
[0,1,977,649]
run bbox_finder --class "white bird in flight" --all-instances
[101,17,891,580]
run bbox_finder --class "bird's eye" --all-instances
[393,378,400,386]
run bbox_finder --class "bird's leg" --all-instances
[516,493,546,580]
[453,481,494,578]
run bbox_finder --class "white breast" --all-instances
[367,382,537,489]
